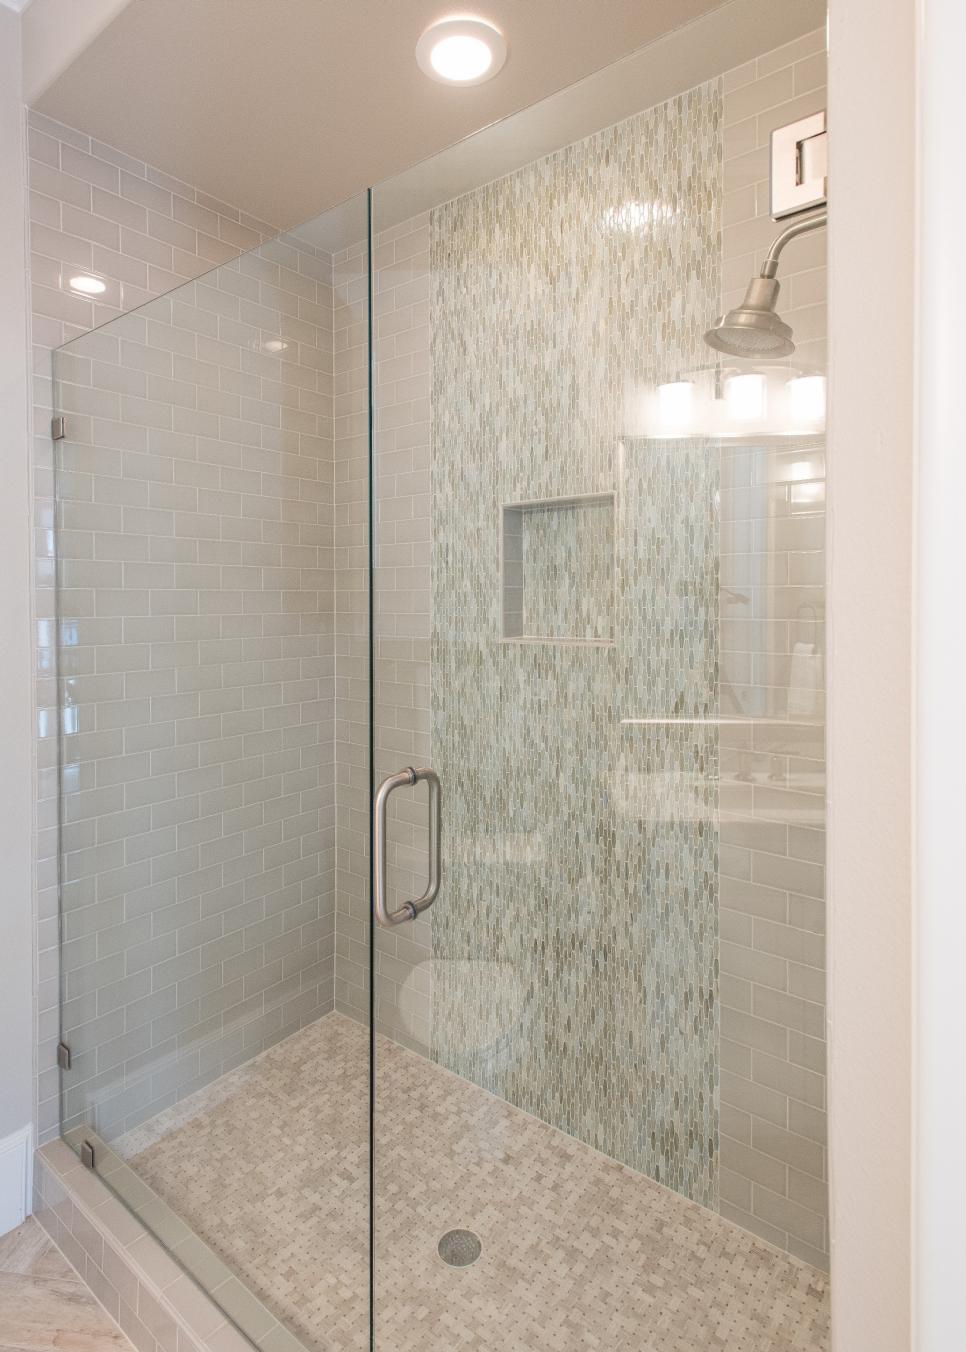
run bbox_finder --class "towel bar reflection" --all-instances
[373,766,441,927]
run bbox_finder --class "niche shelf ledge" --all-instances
[501,492,616,645]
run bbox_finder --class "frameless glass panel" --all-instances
[50,5,830,1349]
[368,2,829,1348]
[53,192,370,1352]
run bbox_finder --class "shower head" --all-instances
[704,276,794,359]
[704,207,827,361]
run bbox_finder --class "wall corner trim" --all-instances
[0,1124,33,1236]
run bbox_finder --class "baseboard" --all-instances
[0,1123,32,1236]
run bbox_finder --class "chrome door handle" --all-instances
[373,767,441,927]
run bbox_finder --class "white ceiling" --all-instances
[33,0,747,231]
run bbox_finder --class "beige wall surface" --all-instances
[827,0,915,1347]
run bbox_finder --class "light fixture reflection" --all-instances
[787,374,827,427]
[789,480,826,507]
[725,373,766,422]
[68,274,106,296]
[656,380,695,433]
[602,200,677,235]
[789,460,817,481]
[636,364,826,439]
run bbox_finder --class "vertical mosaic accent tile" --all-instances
[429,83,722,1205]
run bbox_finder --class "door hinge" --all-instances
[56,1041,71,1071]
[770,111,828,218]
[51,416,66,441]
[80,1139,95,1170]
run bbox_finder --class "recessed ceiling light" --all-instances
[416,17,507,86]
[68,274,107,296]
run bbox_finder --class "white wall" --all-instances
[827,0,916,1348]
[0,3,37,1231]
[916,0,966,1346]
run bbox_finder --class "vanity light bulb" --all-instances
[787,374,827,427]
[724,372,766,422]
[656,380,695,431]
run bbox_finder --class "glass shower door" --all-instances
[367,80,725,1351]
[45,9,828,1350]
[368,13,829,1351]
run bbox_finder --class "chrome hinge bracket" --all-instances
[56,1041,71,1071]
[770,111,828,218]
[51,416,66,441]
[80,1139,95,1170]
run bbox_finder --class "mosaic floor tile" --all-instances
[118,1013,828,1351]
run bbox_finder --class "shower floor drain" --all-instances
[438,1229,482,1267]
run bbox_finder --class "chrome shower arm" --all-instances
[760,208,828,280]
[705,205,827,357]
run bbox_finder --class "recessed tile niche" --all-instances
[501,493,616,644]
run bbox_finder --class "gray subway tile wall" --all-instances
[718,29,828,1267]
[34,113,339,1141]
[331,238,376,1034]
[31,113,284,1144]
[52,231,338,1137]
[331,220,435,1055]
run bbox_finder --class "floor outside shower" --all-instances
[106,1013,829,1352]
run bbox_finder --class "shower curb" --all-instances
[33,1140,257,1352]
